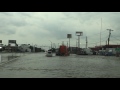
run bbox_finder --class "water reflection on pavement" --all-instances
[0,53,120,78]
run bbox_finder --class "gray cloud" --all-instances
[0,28,16,35]
[0,12,120,47]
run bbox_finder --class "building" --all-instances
[90,45,120,51]
[89,44,120,55]
[18,44,31,52]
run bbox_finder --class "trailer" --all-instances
[56,45,70,56]
[77,48,93,55]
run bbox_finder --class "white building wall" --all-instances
[18,44,31,52]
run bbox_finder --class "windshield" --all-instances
[0,12,120,78]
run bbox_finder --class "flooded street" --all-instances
[0,53,120,78]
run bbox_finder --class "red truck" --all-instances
[56,45,69,56]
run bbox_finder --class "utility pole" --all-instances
[100,18,102,46]
[106,40,107,49]
[78,36,80,48]
[107,29,114,48]
[86,36,88,49]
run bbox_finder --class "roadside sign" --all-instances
[8,40,16,43]
[67,34,72,38]
[115,48,120,52]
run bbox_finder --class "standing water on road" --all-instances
[0,53,120,78]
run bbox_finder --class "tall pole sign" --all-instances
[67,34,72,52]
[8,40,16,44]
[76,31,83,48]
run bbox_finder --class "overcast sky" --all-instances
[0,12,120,48]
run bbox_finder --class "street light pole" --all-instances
[86,36,88,49]
[49,40,52,49]
[78,35,80,48]
[53,43,56,49]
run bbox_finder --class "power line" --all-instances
[111,35,120,41]
[85,39,106,45]
[111,35,120,38]
[108,39,120,45]
[87,30,108,39]
[110,40,120,44]
[88,34,105,39]
[76,28,109,41]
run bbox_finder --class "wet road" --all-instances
[0,53,120,78]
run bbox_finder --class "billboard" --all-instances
[76,31,83,36]
[67,34,72,38]
[0,40,2,43]
[8,40,16,43]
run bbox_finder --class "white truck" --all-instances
[82,48,93,55]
